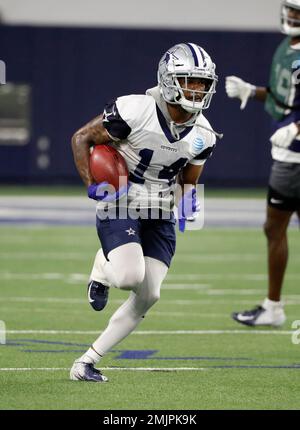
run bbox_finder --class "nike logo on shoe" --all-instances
[236,314,255,322]
[87,280,109,311]
[87,283,95,303]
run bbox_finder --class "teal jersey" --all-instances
[265,37,300,121]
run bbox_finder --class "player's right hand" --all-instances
[225,76,256,110]
[87,182,130,202]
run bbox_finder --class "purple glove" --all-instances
[87,181,130,202]
[177,188,198,233]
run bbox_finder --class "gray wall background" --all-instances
[0,0,283,31]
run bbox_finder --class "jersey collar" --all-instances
[155,104,193,143]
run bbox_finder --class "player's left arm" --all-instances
[176,163,204,206]
[176,163,204,232]
[180,163,204,187]
[176,162,204,197]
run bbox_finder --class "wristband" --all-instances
[250,86,257,98]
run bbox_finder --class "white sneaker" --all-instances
[70,361,108,382]
[232,300,286,327]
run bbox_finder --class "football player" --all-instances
[226,0,300,327]
[70,43,220,382]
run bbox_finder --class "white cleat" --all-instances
[232,304,286,327]
[70,361,108,382]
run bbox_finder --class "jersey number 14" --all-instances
[129,149,188,186]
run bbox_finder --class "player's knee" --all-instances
[264,221,271,238]
[114,267,145,290]
[147,291,160,307]
[264,221,283,241]
[142,291,160,311]
[135,291,160,316]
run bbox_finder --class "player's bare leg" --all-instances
[232,205,293,327]
[264,205,293,301]
[232,204,293,327]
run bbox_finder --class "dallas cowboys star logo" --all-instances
[125,228,136,236]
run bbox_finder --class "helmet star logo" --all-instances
[164,51,179,65]
[164,52,170,64]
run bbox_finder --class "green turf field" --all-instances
[0,225,300,410]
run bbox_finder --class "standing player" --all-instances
[226,0,300,327]
[70,43,220,382]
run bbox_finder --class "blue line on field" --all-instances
[7,338,91,347]
[152,357,252,361]
[115,350,158,359]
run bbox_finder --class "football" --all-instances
[90,145,129,190]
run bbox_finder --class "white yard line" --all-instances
[166,273,300,281]
[0,306,228,317]
[146,312,229,317]
[174,254,266,262]
[1,271,300,282]
[1,251,300,264]
[4,329,294,335]
[163,284,211,289]
[205,289,267,295]
[0,297,88,304]
[0,367,207,372]
[0,272,87,281]
[1,297,300,306]
[0,252,88,260]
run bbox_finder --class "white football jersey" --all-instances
[99,88,216,212]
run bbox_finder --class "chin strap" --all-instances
[195,123,224,140]
[169,112,199,140]
[169,118,223,141]
[170,121,181,140]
